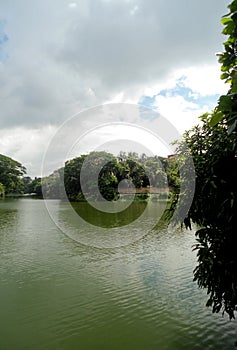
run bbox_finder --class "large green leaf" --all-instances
[223,21,235,35]
[220,72,229,80]
[209,111,224,127]
[221,17,233,25]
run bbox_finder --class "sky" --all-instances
[0,0,229,177]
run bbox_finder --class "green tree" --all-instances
[177,114,236,319]
[25,177,43,196]
[64,155,87,200]
[22,176,32,193]
[210,0,237,137]
[42,169,65,199]
[80,152,120,201]
[0,154,26,194]
[163,157,180,191]
[175,0,237,319]
[0,182,5,197]
[143,158,166,188]
[126,157,149,188]
[64,152,121,201]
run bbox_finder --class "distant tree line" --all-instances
[0,151,180,200]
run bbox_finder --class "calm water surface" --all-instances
[0,199,236,350]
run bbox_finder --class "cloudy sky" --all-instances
[0,0,229,177]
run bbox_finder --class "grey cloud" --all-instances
[57,0,227,91]
[0,0,228,128]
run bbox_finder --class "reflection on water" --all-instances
[70,200,148,227]
[0,200,18,227]
[46,200,167,248]
[0,198,236,350]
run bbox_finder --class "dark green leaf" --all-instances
[217,95,233,112]
[209,111,224,127]
[220,72,229,80]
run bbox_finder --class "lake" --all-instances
[0,198,236,349]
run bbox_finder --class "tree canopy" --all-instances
[0,154,26,194]
[176,0,237,319]
[23,151,176,200]
[63,151,170,201]
[210,0,237,137]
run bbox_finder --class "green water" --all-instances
[0,199,236,350]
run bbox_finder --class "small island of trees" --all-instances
[41,151,180,201]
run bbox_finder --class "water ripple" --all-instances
[0,199,237,350]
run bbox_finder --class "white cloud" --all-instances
[0,126,57,177]
[139,63,227,134]
[142,64,227,99]
[154,95,207,133]
[176,65,228,97]
[68,123,171,160]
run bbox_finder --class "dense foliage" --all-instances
[210,0,237,137]
[177,0,237,319]
[41,169,65,199]
[0,154,26,195]
[21,152,177,200]
[177,115,237,318]
[24,177,43,196]
[0,182,4,197]
[63,151,173,201]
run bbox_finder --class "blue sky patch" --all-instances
[139,78,221,117]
